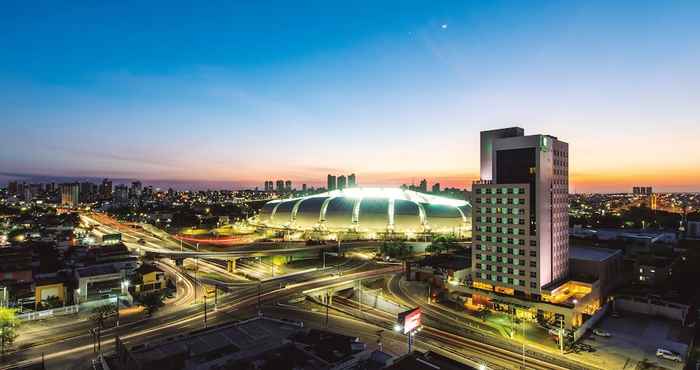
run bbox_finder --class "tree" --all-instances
[91,303,117,328]
[44,295,62,309]
[139,292,165,317]
[0,307,20,356]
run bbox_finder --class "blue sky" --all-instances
[1,1,699,191]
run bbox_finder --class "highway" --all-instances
[82,213,382,259]
[384,275,598,370]
[1,261,401,369]
[2,214,401,368]
[2,214,591,370]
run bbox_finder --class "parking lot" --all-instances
[581,312,690,370]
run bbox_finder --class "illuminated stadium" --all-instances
[255,188,471,237]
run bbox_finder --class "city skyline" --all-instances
[2,1,699,193]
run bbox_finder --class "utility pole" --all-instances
[257,282,262,316]
[522,319,526,370]
[358,279,362,314]
[325,292,330,328]
[203,294,207,328]
[559,317,564,354]
[195,243,199,304]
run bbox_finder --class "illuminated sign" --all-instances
[540,136,551,152]
[397,307,421,334]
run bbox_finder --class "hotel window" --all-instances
[530,282,537,288]
[529,250,537,257]
[529,261,537,267]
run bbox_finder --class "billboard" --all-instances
[397,307,421,334]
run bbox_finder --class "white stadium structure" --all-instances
[254,188,471,237]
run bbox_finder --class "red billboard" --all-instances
[398,307,421,334]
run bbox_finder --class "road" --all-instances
[384,274,599,370]
[3,214,593,370]
[1,263,401,369]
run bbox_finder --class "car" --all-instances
[656,348,683,362]
[593,329,611,337]
[610,311,622,318]
[548,328,562,336]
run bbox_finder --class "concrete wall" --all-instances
[614,296,689,323]
[573,301,609,341]
[356,288,407,315]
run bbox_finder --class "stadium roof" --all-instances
[256,187,471,233]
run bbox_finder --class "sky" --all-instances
[1,1,699,192]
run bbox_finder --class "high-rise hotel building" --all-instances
[472,127,569,298]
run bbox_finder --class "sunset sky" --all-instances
[1,1,699,192]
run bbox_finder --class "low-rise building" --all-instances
[34,277,67,307]
[569,246,624,299]
[385,351,478,370]
[409,254,471,288]
[134,264,166,293]
[634,255,674,286]
[74,264,125,304]
[111,316,372,370]
[0,247,33,283]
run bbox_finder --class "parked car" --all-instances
[593,329,611,337]
[656,348,683,362]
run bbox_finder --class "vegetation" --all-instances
[42,295,63,309]
[0,307,20,356]
[139,292,165,316]
[380,239,413,260]
[90,303,117,328]
[570,205,698,230]
[425,236,460,255]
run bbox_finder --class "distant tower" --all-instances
[337,175,347,190]
[285,180,292,192]
[419,179,428,193]
[348,173,357,188]
[327,174,337,191]
[114,184,129,206]
[60,183,80,208]
[431,182,441,193]
[276,180,284,192]
[100,178,113,200]
[131,181,143,197]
